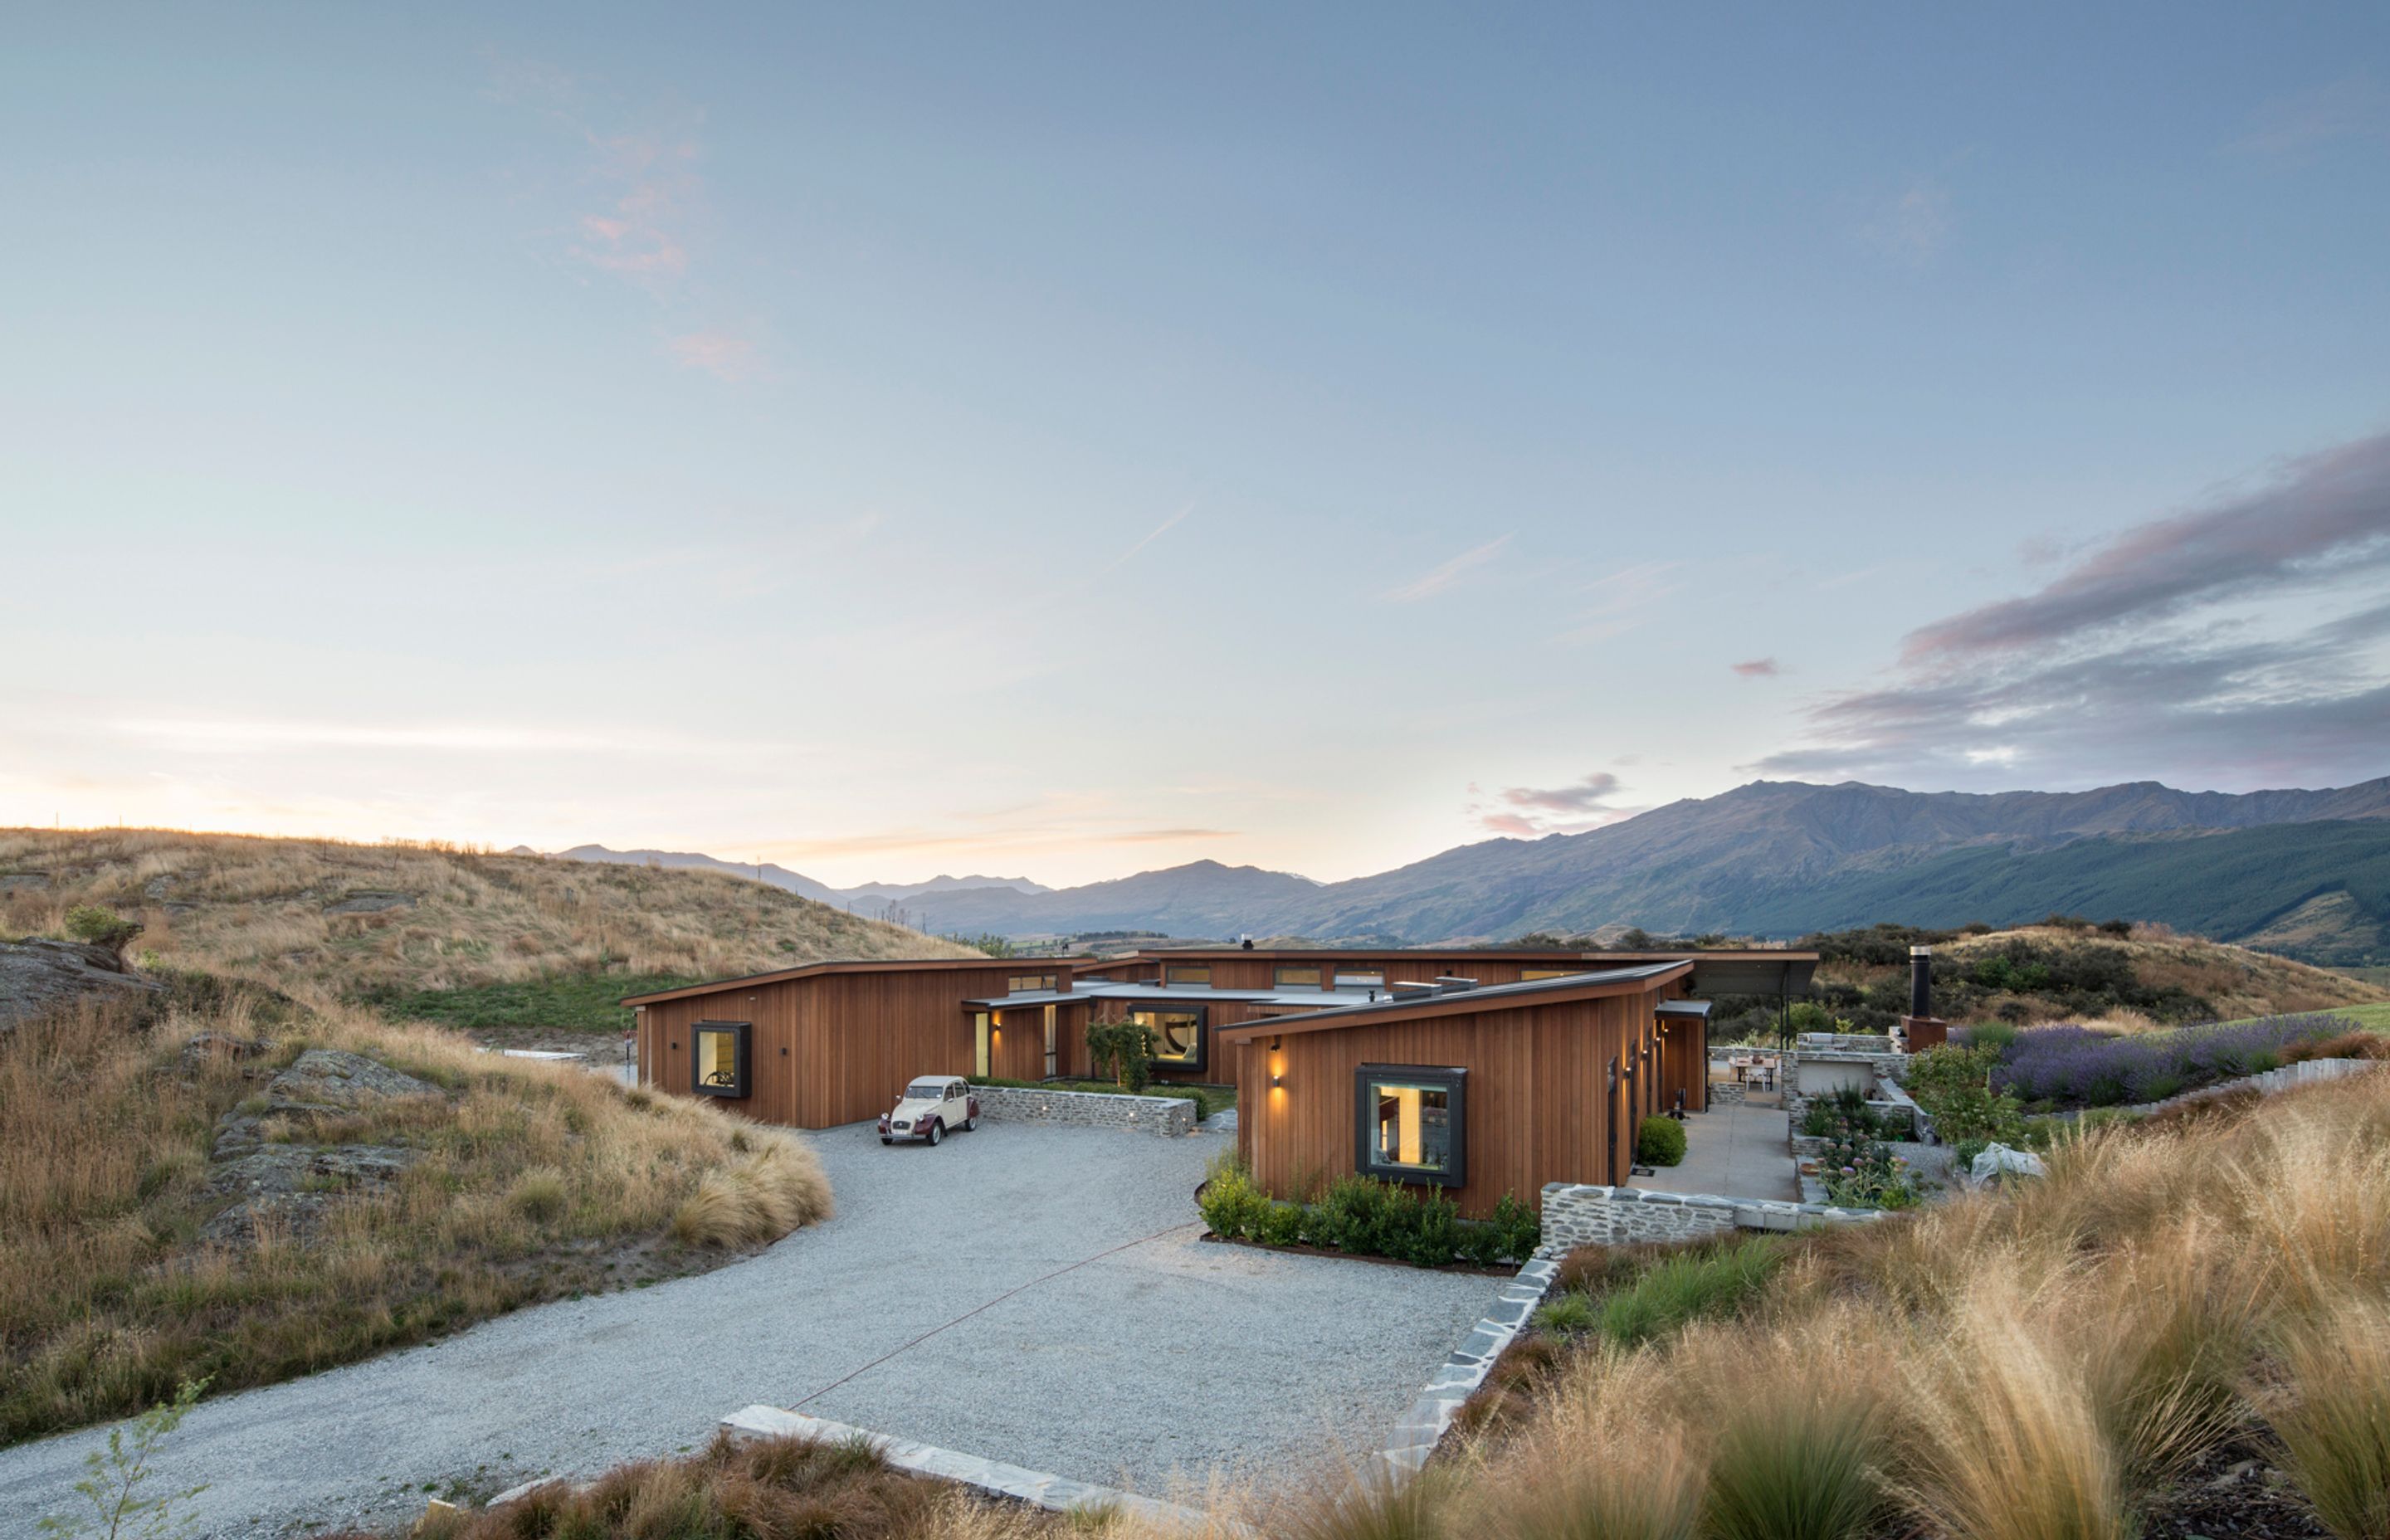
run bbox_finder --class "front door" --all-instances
[1042,1005,1058,1078]
[974,1011,991,1078]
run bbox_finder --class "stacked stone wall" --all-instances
[1535,1183,1884,1255]
[969,1084,1196,1136]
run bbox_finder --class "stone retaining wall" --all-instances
[1382,1255,1559,1474]
[1706,1081,1748,1105]
[969,1084,1195,1136]
[1798,1032,1898,1054]
[2122,1055,2378,1117]
[1536,1182,1885,1255]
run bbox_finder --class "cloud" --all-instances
[1732,658,1783,678]
[1097,501,1195,575]
[571,129,700,283]
[2234,76,2389,157]
[667,329,759,382]
[1547,560,1682,645]
[1863,176,1952,263]
[1384,534,1511,602]
[1470,771,1646,837]
[1754,429,2390,787]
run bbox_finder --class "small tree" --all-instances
[64,906,143,959]
[40,1377,211,1539]
[1085,1016,1154,1092]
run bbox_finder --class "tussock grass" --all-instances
[0,987,831,1445]
[0,827,973,1019]
[2266,1296,2390,1540]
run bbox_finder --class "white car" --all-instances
[878,1076,979,1146]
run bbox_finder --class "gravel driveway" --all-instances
[0,1118,1498,1538]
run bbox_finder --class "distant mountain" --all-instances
[539,846,1051,914]
[883,777,2390,964]
[880,859,1323,939]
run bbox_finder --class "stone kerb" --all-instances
[1381,1254,1560,1475]
[970,1084,1196,1136]
[1536,1182,1885,1255]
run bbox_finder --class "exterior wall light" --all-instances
[1271,1072,1284,1088]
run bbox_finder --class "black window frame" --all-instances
[691,1020,752,1099]
[1354,1064,1467,1187]
[1134,1005,1209,1075]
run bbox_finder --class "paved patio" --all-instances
[1634,1098,1797,1201]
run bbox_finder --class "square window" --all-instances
[1354,1065,1466,1187]
[692,1021,751,1099]
[1135,1007,1207,1073]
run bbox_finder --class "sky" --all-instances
[4,4,2388,888]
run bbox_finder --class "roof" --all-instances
[621,955,1086,1007]
[1656,998,1714,1018]
[962,983,1361,1011]
[1217,962,1693,1044]
[1074,947,1816,996]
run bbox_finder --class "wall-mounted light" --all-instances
[1271,1071,1284,1088]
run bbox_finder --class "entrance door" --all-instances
[974,1012,991,1078]
[1607,1056,1626,1185]
[1042,1005,1058,1079]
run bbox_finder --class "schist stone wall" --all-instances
[969,1084,1197,1136]
[1536,1182,1885,1254]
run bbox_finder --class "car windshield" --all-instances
[905,1080,949,1099]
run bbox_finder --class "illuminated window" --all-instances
[1521,967,1580,981]
[1163,964,1212,987]
[1134,1007,1207,1073]
[692,1021,750,1099]
[1273,965,1324,989]
[1007,973,1057,995]
[1354,1065,1466,1186]
[1333,968,1386,993]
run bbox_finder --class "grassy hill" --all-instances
[0,829,978,1032]
[1802,921,2390,1031]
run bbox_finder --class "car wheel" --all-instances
[880,1136,894,1145]
[925,1118,944,1146]
[963,1115,976,1132]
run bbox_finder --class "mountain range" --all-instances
[526,846,1048,914]
[537,776,2390,964]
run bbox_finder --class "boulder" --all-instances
[212,1049,439,1156]
[201,1049,441,1244]
[1969,1143,2049,1184]
[0,937,164,1030]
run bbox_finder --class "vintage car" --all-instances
[878,1075,979,1145]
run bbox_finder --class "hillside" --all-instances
[858,776,2390,962]
[1802,922,2389,1031]
[545,844,1049,912]
[0,830,975,1018]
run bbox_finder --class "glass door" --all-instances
[974,1012,991,1079]
[1042,1005,1057,1079]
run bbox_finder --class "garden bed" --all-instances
[1197,1159,1541,1270]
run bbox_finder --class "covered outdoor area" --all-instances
[1634,1097,1798,1202]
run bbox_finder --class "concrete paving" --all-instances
[1636,1099,1798,1201]
[0,1118,1494,1539]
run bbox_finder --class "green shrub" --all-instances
[1597,1235,1787,1348]
[1638,1116,1687,1167]
[1486,1192,1541,1263]
[1254,1201,1304,1247]
[1703,1386,1883,1540]
[63,905,140,950]
[1197,1158,1268,1240]
[1084,1018,1153,1092]
[1533,1290,1600,1335]
[1967,1021,2022,1054]
[1219,1171,1536,1267]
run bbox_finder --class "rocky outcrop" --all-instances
[0,937,165,1030]
[202,1049,441,1243]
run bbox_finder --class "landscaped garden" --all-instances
[1197,1157,1540,1269]
[1988,1011,2383,1108]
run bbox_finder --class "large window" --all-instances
[1354,1065,1466,1186]
[1333,967,1386,993]
[1521,967,1581,981]
[1273,964,1324,990]
[692,1021,751,1099]
[1163,964,1212,987]
[1134,1007,1207,1074]
[1008,973,1057,995]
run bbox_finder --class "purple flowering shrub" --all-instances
[1991,1014,2349,1107]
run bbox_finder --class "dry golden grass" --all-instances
[1944,924,2388,1021]
[0,827,974,1006]
[0,983,832,1445]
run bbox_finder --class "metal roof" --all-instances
[1217,962,1693,1043]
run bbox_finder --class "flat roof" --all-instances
[622,955,1090,1007]
[1656,998,1714,1017]
[1217,962,1693,1043]
[1074,947,1816,996]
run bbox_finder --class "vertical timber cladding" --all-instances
[1234,980,1675,1218]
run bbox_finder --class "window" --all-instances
[974,1011,991,1077]
[1521,967,1580,981]
[1354,1065,1466,1187]
[1273,964,1324,990]
[1008,973,1057,995]
[1163,964,1212,987]
[1333,968,1386,993]
[692,1021,751,1099]
[1134,1007,1207,1073]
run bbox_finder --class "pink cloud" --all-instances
[667,330,760,383]
[1732,657,1782,678]
[1468,770,1646,837]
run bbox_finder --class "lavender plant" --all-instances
[1992,1013,2348,1107]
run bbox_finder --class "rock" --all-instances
[142,875,180,900]
[1969,1143,2049,1184]
[211,1049,440,1156]
[324,890,417,915]
[0,937,165,1030]
[181,1031,280,1066]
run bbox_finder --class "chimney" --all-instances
[1902,945,1948,1052]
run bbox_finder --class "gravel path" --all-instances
[0,1118,1496,1538]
